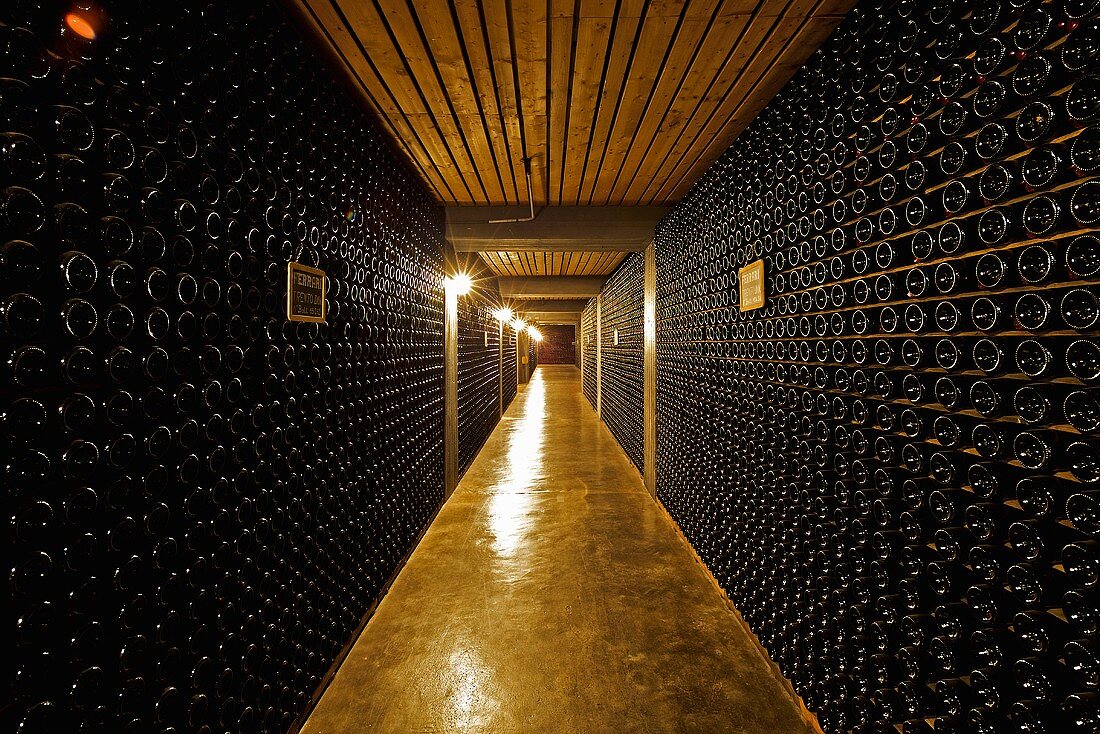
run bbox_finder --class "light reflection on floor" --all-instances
[444,646,498,731]
[488,376,546,557]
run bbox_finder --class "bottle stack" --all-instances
[601,253,646,472]
[3,1,447,731]
[656,1,1100,732]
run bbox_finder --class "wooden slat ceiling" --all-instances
[480,251,627,277]
[285,0,854,207]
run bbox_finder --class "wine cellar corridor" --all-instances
[301,365,811,733]
[5,0,1100,733]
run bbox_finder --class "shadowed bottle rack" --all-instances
[655,1,1100,732]
[3,1,447,731]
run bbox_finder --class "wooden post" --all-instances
[517,329,530,385]
[574,321,581,368]
[644,241,657,498]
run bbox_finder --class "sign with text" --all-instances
[738,259,765,311]
[287,262,326,322]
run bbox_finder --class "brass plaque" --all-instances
[287,262,326,322]
[739,259,765,311]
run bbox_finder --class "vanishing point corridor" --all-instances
[302,365,812,733]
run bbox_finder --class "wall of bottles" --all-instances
[503,325,518,409]
[582,298,598,408]
[537,324,577,364]
[2,2,448,732]
[457,291,503,476]
[600,253,645,473]
[655,1,1100,732]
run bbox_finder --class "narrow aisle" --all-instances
[303,365,811,734]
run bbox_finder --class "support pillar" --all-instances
[518,329,530,385]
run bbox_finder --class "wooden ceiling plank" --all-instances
[577,7,644,204]
[573,251,585,275]
[589,4,685,204]
[660,12,847,201]
[608,12,715,203]
[487,251,503,276]
[627,13,754,203]
[499,276,607,298]
[617,3,749,203]
[639,0,812,202]
[292,0,851,207]
[509,0,549,204]
[463,0,528,204]
[447,1,523,203]
[505,252,520,277]
[375,0,506,203]
[297,0,456,201]
[655,3,842,201]
[333,0,482,202]
[476,252,496,275]
[561,10,615,205]
[495,251,510,276]
[548,2,579,205]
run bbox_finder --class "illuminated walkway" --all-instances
[302,365,811,733]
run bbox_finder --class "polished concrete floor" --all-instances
[303,365,812,734]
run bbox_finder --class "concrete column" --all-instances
[574,322,581,368]
[579,321,585,384]
[518,329,530,385]
[444,284,458,498]
[643,241,657,498]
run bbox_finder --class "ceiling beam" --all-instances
[498,276,605,299]
[510,299,589,312]
[446,206,668,252]
[526,313,581,325]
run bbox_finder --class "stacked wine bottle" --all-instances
[3,1,446,732]
[503,325,518,409]
[457,290,504,476]
[656,0,1100,732]
[582,299,599,408]
[600,253,646,473]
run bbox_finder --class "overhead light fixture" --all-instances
[492,307,513,322]
[510,318,526,331]
[528,327,542,342]
[445,273,473,296]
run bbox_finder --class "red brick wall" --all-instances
[538,325,576,364]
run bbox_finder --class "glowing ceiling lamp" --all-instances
[445,273,473,296]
